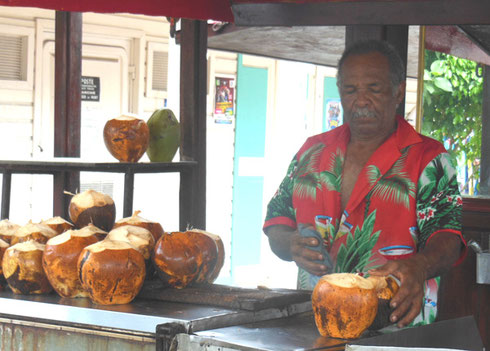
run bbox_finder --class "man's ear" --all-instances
[395,81,406,105]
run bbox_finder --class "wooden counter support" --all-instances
[54,11,82,219]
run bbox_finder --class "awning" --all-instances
[0,0,235,22]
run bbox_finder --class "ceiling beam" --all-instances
[232,0,490,26]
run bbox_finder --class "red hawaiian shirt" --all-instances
[264,115,465,326]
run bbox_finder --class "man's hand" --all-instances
[369,233,462,328]
[265,224,330,276]
[369,257,427,327]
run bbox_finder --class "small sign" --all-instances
[214,77,235,124]
[81,76,100,102]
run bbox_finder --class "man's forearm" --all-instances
[415,232,462,280]
[264,225,295,261]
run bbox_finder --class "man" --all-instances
[263,40,466,328]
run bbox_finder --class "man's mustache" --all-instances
[351,107,377,119]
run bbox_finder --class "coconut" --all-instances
[0,238,9,285]
[68,190,116,231]
[152,229,223,289]
[103,114,150,162]
[113,211,164,242]
[312,273,378,339]
[77,223,108,241]
[42,229,99,298]
[188,229,225,284]
[2,240,52,295]
[11,221,58,245]
[41,216,74,235]
[366,275,400,330]
[0,219,20,244]
[77,239,146,305]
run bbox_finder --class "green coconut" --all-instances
[146,109,180,162]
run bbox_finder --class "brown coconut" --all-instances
[2,241,52,295]
[106,225,155,278]
[11,221,58,245]
[366,275,400,330]
[113,211,164,242]
[78,223,108,241]
[77,239,146,305]
[103,114,150,162]
[152,230,222,289]
[0,219,20,244]
[189,229,225,283]
[42,229,99,298]
[41,216,74,235]
[312,273,378,339]
[0,238,9,284]
[68,190,116,231]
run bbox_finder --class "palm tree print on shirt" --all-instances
[364,147,416,219]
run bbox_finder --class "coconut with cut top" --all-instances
[11,221,58,245]
[113,211,164,242]
[103,114,150,162]
[0,219,20,244]
[41,216,74,235]
[2,240,52,295]
[42,229,99,298]
[78,239,146,305]
[68,189,116,232]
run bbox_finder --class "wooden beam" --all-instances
[232,0,490,26]
[179,20,207,231]
[54,11,82,219]
[345,25,408,116]
[480,65,490,195]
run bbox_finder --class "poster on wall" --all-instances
[214,77,235,124]
[325,98,342,131]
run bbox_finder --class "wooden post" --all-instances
[54,11,82,219]
[480,65,490,195]
[179,20,207,231]
[345,25,409,117]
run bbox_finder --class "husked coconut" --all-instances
[78,239,146,305]
[0,238,9,284]
[366,275,400,330]
[2,241,52,295]
[113,211,164,242]
[188,229,225,284]
[41,216,74,235]
[42,229,99,298]
[106,225,155,279]
[69,190,116,231]
[78,223,108,241]
[0,219,20,244]
[153,230,223,289]
[312,273,378,339]
[103,114,150,162]
[11,221,58,245]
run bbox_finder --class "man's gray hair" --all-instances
[336,40,406,94]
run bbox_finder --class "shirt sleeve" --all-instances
[416,152,464,251]
[263,155,298,230]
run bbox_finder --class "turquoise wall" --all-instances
[230,55,268,278]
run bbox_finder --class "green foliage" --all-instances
[422,50,482,191]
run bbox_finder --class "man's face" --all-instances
[339,52,405,140]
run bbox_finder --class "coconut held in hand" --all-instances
[103,114,149,162]
[69,190,116,232]
[153,229,224,289]
[42,229,99,298]
[78,239,146,305]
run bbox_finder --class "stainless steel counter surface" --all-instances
[190,313,484,351]
[0,289,312,336]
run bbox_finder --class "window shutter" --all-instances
[0,35,25,81]
[152,51,168,91]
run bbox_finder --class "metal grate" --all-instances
[152,50,168,91]
[0,35,25,81]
